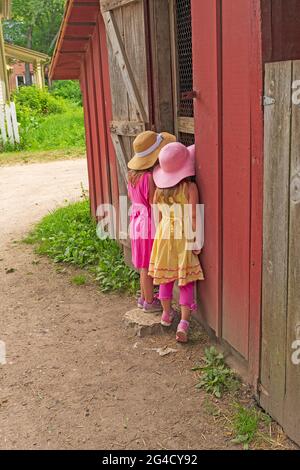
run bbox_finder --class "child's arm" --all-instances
[188,182,201,255]
[152,181,162,224]
[149,173,156,205]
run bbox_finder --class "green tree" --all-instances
[3,0,66,84]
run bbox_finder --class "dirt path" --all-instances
[0,160,295,450]
[0,159,88,246]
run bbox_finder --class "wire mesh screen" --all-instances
[179,132,194,147]
[176,0,194,146]
[176,0,194,119]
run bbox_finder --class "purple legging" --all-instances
[159,281,195,309]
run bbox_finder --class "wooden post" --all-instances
[33,61,44,89]
[0,20,9,104]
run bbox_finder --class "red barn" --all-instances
[50,0,300,445]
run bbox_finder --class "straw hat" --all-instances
[128,131,176,171]
[153,143,196,189]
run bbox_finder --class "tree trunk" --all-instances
[25,26,33,86]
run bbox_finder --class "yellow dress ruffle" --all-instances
[149,183,204,286]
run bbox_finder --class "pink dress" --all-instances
[128,172,154,269]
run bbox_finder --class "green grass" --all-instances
[193,346,240,398]
[24,199,139,295]
[21,107,85,152]
[71,275,87,286]
[231,405,262,449]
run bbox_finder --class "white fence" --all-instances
[0,101,20,146]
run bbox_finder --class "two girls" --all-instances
[128,133,204,342]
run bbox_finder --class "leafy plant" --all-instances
[13,86,67,117]
[193,346,239,398]
[24,200,139,295]
[231,405,261,450]
[50,80,82,106]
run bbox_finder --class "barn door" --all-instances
[170,0,195,146]
[260,60,300,447]
[101,0,151,243]
[101,0,174,247]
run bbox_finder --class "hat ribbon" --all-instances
[136,134,163,158]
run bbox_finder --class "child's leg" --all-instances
[159,281,174,313]
[176,282,195,342]
[179,282,195,320]
[140,269,154,304]
[159,281,175,327]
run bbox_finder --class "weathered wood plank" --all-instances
[100,0,138,13]
[283,59,300,445]
[106,8,129,195]
[148,0,174,133]
[260,61,292,423]
[123,0,148,124]
[110,120,145,136]
[178,116,195,134]
[103,10,148,123]
[110,132,129,184]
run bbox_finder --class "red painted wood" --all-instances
[80,62,97,216]
[222,0,252,359]
[85,41,104,209]
[97,12,120,213]
[249,0,264,387]
[91,16,111,206]
[191,0,223,335]
[69,5,99,24]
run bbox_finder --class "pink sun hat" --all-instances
[153,142,196,189]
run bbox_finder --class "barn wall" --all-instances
[192,0,263,382]
[80,12,119,218]
[262,0,300,62]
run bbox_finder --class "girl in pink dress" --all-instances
[127,130,176,312]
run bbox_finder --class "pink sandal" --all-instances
[161,310,176,327]
[176,320,190,343]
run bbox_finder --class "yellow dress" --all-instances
[149,182,204,286]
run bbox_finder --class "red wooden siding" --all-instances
[79,11,119,216]
[191,0,222,335]
[192,0,263,375]
[221,0,252,359]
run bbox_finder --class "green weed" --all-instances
[231,404,261,450]
[71,275,87,286]
[193,346,239,398]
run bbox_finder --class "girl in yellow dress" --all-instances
[149,142,204,343]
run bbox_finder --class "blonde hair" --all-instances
[154,177,194,205]
[128,169,147,187]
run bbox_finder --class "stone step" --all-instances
[124,308,177,337]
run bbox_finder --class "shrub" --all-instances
[50,80,82,105]
[12,85,67,117]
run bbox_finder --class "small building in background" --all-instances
[0,1,49,107]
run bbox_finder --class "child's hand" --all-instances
[193,249,201,256]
